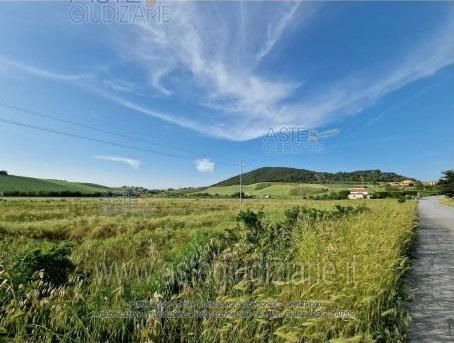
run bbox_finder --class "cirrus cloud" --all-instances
[2,2,453,142]
[95,155,141,169]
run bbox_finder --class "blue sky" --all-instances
[0,1,453,188]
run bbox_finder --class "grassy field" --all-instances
[0,197,416,341]
[189,182,383,198]
[0,175,116,194]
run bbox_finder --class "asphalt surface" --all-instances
[408,196,454,342]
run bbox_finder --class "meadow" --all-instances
[0,175,116,195]
[0,197,416,342]
[186,183,384,199]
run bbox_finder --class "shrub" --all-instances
[13,243,75,286]
[231,192,248,199]
[237,210,263,230]
[237,209,265,242]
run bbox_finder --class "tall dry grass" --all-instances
[0,198,416,342]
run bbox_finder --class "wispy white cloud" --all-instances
[98,11,454,142]
[3,3,454,142]
[127,3,305,108]
[94,88,212,133]
[0,56,91,80]
[95,155,141,169]
[150,67,173,96]
[109,2,454,141]
[102,79,138,94]
[194,158,215,174]
[256,2,301,61]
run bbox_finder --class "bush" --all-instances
[373,191,390,199]
[237,209,264,242]
[231,192,253,199]
[13,243,75,286]
[373,190,417,199]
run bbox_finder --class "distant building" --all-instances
[348,187,369,200]
[399,180,415,187]
[388,180,415,187]
[422,180,437,186]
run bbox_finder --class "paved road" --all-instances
[408,196,454,342]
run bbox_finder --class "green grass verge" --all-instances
[440,196,454,207]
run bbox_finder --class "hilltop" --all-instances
[214,167,416,187]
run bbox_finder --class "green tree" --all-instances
[439,170,454,197]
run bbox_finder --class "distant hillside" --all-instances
[214,167,417,186]
[0,174,118,196]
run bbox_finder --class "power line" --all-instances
[0,101,193,155]
[0,116,201,161]
[0,101,235,166]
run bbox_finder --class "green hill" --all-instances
[0,174,117,196]
[214,167,416,187]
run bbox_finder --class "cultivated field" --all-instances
[0,198,416,342]
[188,183,382,199]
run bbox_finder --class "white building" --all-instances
[348,187,369,200]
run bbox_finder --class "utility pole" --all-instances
[239,160,244,205]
